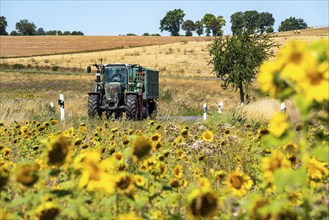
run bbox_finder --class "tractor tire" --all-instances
[88,94,100,118]
[126,95,138,120]
[148,101,157,119]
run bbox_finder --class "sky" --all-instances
[1,0,328,36]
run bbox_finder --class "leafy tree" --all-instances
[209,32,277,104]
[278,17,308,32]
[71,31,84,35]
[46,30,58,35]
[10,31,20,36]
[16,19,37,35]
[202,13,216,36]
[182,20,195,36]
[210,16,226,36]
[63,31,71,35]
[160,9,185,36]
[195,20,204,36]
[0,16,8,35]
[230,11,275,34]
[37,28,45,35]
[202,14,226,36]
[258,12,275,33]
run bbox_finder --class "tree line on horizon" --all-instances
[0,17,84,36]
[160,9,309,36]
[0,10,309,36]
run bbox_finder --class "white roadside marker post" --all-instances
[218,101,223,114]
[50,102,55,115]
[203,103,208,121]
[58,94,65,120]
[281,102,286,113]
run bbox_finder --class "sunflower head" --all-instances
[16,161,39,186]
[202,130,214,142]
[115,173,135,195]
[131,136,152,161]
[186,188,219,218]
[35,201,60,220]
[46,134,72,165]
[226,170,253,197]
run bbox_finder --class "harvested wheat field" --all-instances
[0,35,213,58]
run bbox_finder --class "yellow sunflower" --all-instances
[226,170,253,197]
[150,132,162,143]
[115,172,135,195]
[46,134,72,165]
[16,162,39,186]
[269,112,289,137]
[307,157,328,187]
[176,149,185,159]
[131,135,152,161]
[202,130,214,142]
[169,178,180,188]
[35,201,60,220]
[261,150,291,183]
[173,164,183,178]
[186,188,219,218]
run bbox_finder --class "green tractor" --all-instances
[87,62,159,120]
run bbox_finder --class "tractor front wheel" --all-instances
[126,95,138,120]
[88,94,101,118]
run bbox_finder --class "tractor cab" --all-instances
[103,65,128,88]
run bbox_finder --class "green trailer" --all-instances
[87,63,159,120]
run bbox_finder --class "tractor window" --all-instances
[104,66,128,88]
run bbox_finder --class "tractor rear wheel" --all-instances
[88,94,100,118]
[148,101,157,119]
[126,95,138,120]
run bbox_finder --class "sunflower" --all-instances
[0,165,10,188]
[135,130,143,136]
[181,178,188,187]
[155,124,162,130]
[35,201,60,220]
[226,170,253,197]
[257,60,285,98]
[46,134,71,165]
[121,136,130,145]
[282,143,298,157]
[117,212,141,220]
[110,141,116,148]
[180,128,189,138]
[169,178,180,188]
[269,112,289,137]
[113,151,123,161]
[287,191,302,206]
[173,164,183,178]
[261,150,291,183]
[176,149,185,159]
[193,168,203,178]
[307,157,328,187]
[16,162,39,186]
[152,142,163,151]
[202,130,214,142]
[151,133,162,143]
[214,170,226,184]
[257,127,270,139]
[115,172,135,195]
[133,174,145,187]
[186,188,219,218]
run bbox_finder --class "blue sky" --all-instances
[1,0,328,36]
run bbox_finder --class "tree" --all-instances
[210,16,226,36]
[230,12,244,35]
[16,19,37,35]
[10,31,20,36]
[195,20,204,36]
[63,31,71,35]
[209,32,277,104]
[71,31,84,35]
[160,9,185,36]
[202,13,216,36]
[257,12,275,33]
[278,17,308,32]
[182,20,195,36]
[202,14,226,36]
[0,16,8,35]
[230,11,275,34]
[37,28,45,35]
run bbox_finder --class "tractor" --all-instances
[87,62,159,120]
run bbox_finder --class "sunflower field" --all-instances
[0,39,328,220]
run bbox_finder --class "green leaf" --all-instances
[312,146,329,163]
[273,168,307,192]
